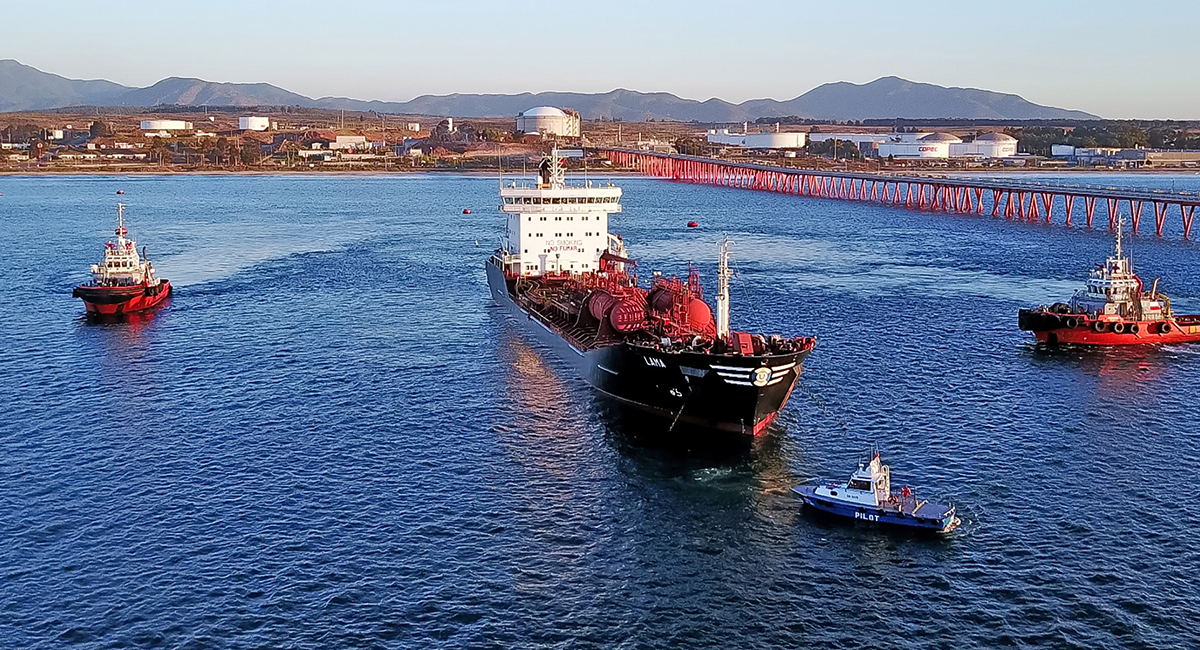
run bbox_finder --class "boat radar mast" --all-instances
[538,145,566,189]
[716,236,731,339]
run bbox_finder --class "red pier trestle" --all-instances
[599,148,1200,239]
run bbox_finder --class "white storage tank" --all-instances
[951,132,1018,158]
[515,106,581,137]
[239,116,271,131]
[879,133,958,159]
[706,129,806,149]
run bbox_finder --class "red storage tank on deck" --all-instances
[647,286,674,312]
[687,297,714,332]
[588,291,616,321]
[609,298,646,332]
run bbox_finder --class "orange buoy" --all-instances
[463,208,471,214]
[117,190,124,194]
[687,220,698,228]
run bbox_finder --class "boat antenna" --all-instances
[716,236,731,340]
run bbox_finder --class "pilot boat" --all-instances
[73,203,171,316]
[793,451,958,532]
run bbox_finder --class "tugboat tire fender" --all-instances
[1113,322,1126,334]
[1161,323,1172,334]
[1065,317,1080,329]
[1129,323,1140,334]
[1092,321,1107,333]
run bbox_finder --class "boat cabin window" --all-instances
[847,479,873,491]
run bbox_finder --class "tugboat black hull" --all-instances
[73,280,172,316]
[487,262,809,434]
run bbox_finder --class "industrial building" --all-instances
[1052,145,1200,167]
[727,129,1019,159]
[876,133,960,159]
[873,132,1017,159]
[239,116,271,131]
[515,106,581,137]
[706,128,807,150]
[139,120,192,131]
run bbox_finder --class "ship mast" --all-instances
[1115,213,1123,260]
[116,202,127,245]
[716,236,731,339]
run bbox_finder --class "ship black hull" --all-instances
[487,262,810,435]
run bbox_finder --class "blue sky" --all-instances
[4,0,1197,119]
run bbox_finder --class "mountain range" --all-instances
[0,59,1100,121]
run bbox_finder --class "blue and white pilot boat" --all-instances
[792,452,958,532]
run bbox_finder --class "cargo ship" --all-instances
[486,149,816,435]
[1019,218,1200,345]
[73,203,171,316]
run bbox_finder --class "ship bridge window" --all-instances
[567,216,573,220]
[847,479,873,491]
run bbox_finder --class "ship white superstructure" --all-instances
[498,149,623,277]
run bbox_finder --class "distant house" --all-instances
[53,146,98,161]
[329,135,368,151]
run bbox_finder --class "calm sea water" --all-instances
[1,173,1198,649]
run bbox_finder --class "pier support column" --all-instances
[1064,195,1076,227]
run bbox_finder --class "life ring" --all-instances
[1161,322,1172,334]
[1092,321,1107,333]
[1113,322,1126,334]
[1129,323,1140,334]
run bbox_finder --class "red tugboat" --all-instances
[1019,218,1200,345]
[487,148,816,435]
[73,203,171,316]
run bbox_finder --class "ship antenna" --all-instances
[716,236,731,340]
